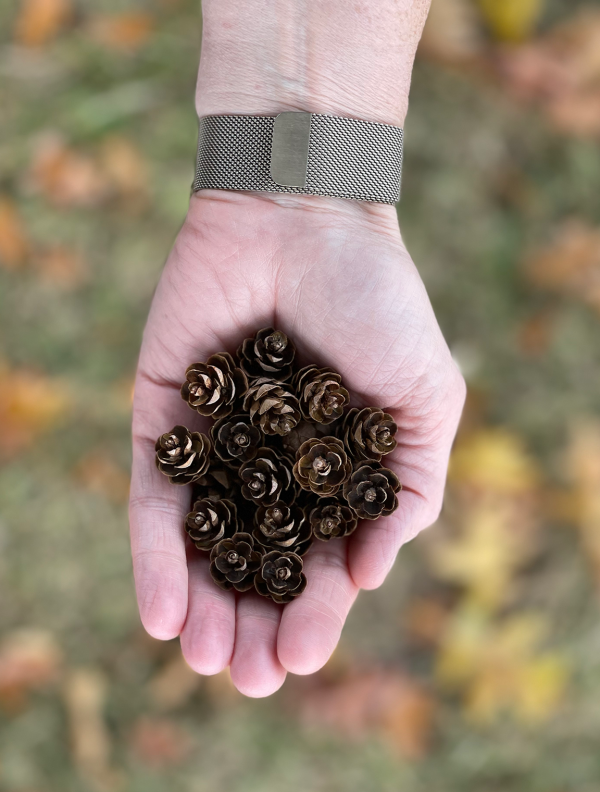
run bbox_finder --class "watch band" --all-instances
[192,113,404,205]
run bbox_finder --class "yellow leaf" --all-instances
[0,197,30,270]
[477,0,544,42]
[14,0,72,47]
[449,428,540,495]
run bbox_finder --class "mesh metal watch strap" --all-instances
[193,114,403,204]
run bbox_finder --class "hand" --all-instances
[129,189,466,696]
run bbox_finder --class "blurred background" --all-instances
[1,0,600,788]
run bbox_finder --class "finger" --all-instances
[348,371,466,590]
[277,541,359,676]
[179,545,236,675]
[230,592,287,698]
[129,375,197,640]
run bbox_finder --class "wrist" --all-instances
[196,0,430,127]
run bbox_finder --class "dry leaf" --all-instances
[517,308,557,357]
[404,598,451,647]
[565,421,600,588]
[148,655,200,711]
[0,629,62,712]
[33,245,87,289]
[498,10,600,137]
[524,219,600,313]
[100,136,149,200]
[436,605,568,724]
[203,667,242,707]
[419,0,483,64]
[0,197,30,270]
[0,365,68,457]
[477,0,544,43]
[89,13,154,51]
[74,450,130,504]
[14,0,72,47]
[295,668,435,760]
[130,716,192,769]
[28,133,109,207]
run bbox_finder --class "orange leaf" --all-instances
[33,245,87,289]
[524,219,600,313]
[89,13,155,51]
[0,197,30,270]
[130,716,192,769]
[74,450,130,504]
[0,629,62,712]
[14,0,72,47]
[28,134,109,207]
[0,366,68,457]
[101,136,149,199]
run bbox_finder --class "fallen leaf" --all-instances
[523,219,600,313]
[74,450,130,504]
[100,136,149,200]
[203,667,242,707]
[0,365,68,457]
[498,10,600,137]
[419,0,483,64]
[565,421,600,589]
[63,668,119,791]
[436,605,568,724]
[295,668,435,760]
[148,655,200,711]
[33,245,87,289]
[477,0,544,43]
[28,133,109,207]
[517,308,557,357]
[0,629,62,712]
[89,13,155,51]
[0,197,30,270]
[404,597,452,647]
[14,0,72,47]
[130,716,192,769]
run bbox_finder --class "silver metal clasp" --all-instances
[270,112,312,188]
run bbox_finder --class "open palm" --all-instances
[129,191,465,697]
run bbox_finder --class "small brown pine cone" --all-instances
[211,414,263,468]
[280,419,333,457]
[309,497,358,541]
[191,464,238,502]
[342,407,398,462]
[253,501,312,556]
[181,353,247,420]
[239,447,295,507]
[343,462,401,520]
[255,551,307,604]
[155,426,211,485]
[243,378,301,436]
[237,327,296,381]
[209,532,262,592]
[293,436,352,496]
[185,498,240,551]
[293,366,349,425]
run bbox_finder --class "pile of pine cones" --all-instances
[155,328,400,604]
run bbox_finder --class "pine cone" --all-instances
[239,447,294,506]
[255,550,307,604]
[209,532,262,592]
[155,426,211,485]
[243,378,301,436]
[191,464,238,502]
[211,414,262,467]
[253,501,312,555]
[342,407,398,462]
[343,463,401,520]
[293,436,352,496]
[280,419,332,457]
[309,497,358,541]
[185,498,240,551]
[238,327,296,381]
[181,353,247,419]
[293,366,349,425]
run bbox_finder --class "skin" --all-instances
[129,0,466,697]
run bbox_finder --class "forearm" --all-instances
[196,0,430,126]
